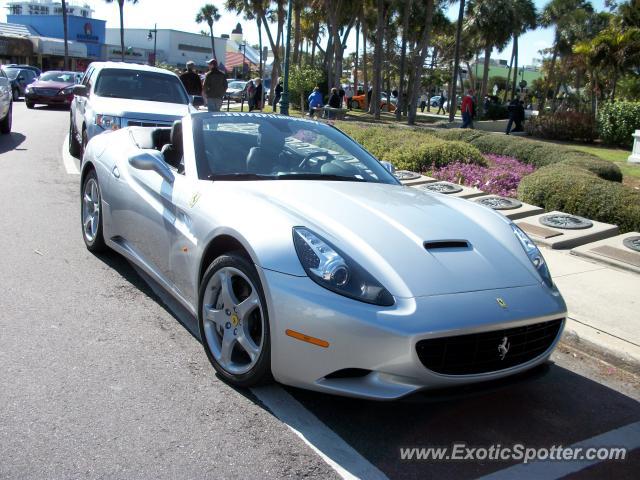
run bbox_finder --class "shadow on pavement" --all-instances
[0,132,26,154]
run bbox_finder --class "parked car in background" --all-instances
[69,62,201,159]
[0,68,13,134]
[430,95,441,107]
[224,80,248,101]
[1,65,38,101]
[24,71,76,109]
[350,93,396,112]
[74,72,84,84]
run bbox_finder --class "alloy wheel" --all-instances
[82,177,100,243]
[201,267,265,375]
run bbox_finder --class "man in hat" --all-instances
[202,58,228,112]
[180,61,202,96]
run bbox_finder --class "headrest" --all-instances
[170,120,182,148]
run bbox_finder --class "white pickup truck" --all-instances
[0,68,12,134]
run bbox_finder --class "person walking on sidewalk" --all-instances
[273,79,283,112]
[436,93,446,115]
[253,78,264,111]
[460,90,475,129]
[180,61,202,97]
[202,59,227,112]
[506,97,519,135]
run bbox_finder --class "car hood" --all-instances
[31,80,73,90]
[89,96,194,120]
[212,181,541,298]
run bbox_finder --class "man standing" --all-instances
[202,59,228,112]
[273,79,283,112]
[460,90,475,129]
[180,61,202,97]
[344,84,354,110]
[436,93,446,115]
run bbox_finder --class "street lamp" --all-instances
[238,42,247,79]
[147,24,157,66]
[280,0,293,115]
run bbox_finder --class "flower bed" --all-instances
[429,155,535,198]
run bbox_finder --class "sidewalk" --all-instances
[543,247,640,372]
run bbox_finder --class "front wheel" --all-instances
[0,102,11,134]
[25,100,34,109]
[69,118,81,157]
[199,254,272,388]
[81,170,106,252]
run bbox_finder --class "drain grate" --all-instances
[475,196,522,210]
[394,170,421,180]
[539,214,593,230]
[418,181,463,194]
[623,236,640,252]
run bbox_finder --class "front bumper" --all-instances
[25,92,72,105]
[259,267,566,400]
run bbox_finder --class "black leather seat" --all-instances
[246,125,285,174]
[161,120,183,171]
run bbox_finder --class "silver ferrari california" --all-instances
[80,112,566,400]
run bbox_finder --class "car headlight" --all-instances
[59,86,74,95]
[293,227,394,306]
[511,224,553,288]
[95,114,121,130]
[24,85,32,93]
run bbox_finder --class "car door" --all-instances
[0,71,10,119]
[74,67,95,136]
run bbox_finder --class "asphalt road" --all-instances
[0,101,638,480]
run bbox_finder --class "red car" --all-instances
[24,71,77,109]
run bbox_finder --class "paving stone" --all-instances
[472,194,544,220]
[515,211,619,249]
[411,181,484,199]
[571,232,640,274]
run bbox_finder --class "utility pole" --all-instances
[147,24,158,66]
[280,0,293,115]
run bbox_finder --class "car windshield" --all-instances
[228,81,246,90]
[40,71,75,83]
[94,68,189,104]
[3,68,20,80]
[192,114,399,184]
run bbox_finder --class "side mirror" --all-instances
[73,84,88,96]
[380,161,395,174]
[191,95,204,108]
[128,150,175,183]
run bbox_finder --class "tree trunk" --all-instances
[293,1,301,66]
[259,11,281,102]
[540,40,558,110]
[407,0,435,125]
[371,0,385,118]
[310,21,318,66]
[504,38,515,102]
[119,2,125,62]
[448,0,465,122]
[209,23,216,60]
[257,17,263,78]
[62,0,69,70]
[396,0,412,120]
[354,21,360,96]
[481,45,491,98]
[511,35,519,99]
[363,20,368,110]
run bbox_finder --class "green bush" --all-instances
[431,129,488,142]
[597,101,640,148]
[525,111,597,142]
[484,103,509,120]
[556,151,623,182]
[335,123,485,171]
[518,163,640,232]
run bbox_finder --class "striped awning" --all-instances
[225,51,256,69]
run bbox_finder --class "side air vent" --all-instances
[424,240,470,250]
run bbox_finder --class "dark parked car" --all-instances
[24,71,76,109]
[1,66,38,101]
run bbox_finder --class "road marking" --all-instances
[61,135,80,175]
[477,420,640,480]
[251,385,388,480]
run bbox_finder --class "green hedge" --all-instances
[336,123,485,171]
[597,101,640,148]
[518,163,640,233]
[525,111,597,142]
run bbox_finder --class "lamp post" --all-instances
[239,42,247,79]
[147,24,157,66]
[280,0,293,115]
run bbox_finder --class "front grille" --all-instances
[33,88,58,96]
[416,319,563,375]
[126,120,173,127]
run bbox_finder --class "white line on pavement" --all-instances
[477,420,640,480]
[61,135,80,175]
[251,385,389,480]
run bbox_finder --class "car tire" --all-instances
[0,102,11,134]
[198,253,272,388]
[25,100,34,109]
[69,118,81,157]
[81,169,107,253]
[12,88,19,101]
[351,100,360,109]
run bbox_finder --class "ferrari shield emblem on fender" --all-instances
[496,297,508,309]
[188,192,201,208]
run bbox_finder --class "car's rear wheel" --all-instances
[25,100,34,109]
[81,170,106,252]
[199,254,272,387]
[0,102,11,134]
[68,117,81,157]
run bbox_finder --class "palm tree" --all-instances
[225,0,268,77]
[448,0,465,121]
[196,4,222,61]
[105,0,139,62]
[508,0,537,98]
[395,0,413,120]
[61,0,69,69]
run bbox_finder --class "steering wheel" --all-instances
[298,151,335,171]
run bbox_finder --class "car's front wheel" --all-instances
[81,169,106,252]
[0,102,11,134]
[199,254,272,388]
[68,117,81,157]
[25,100,34,109]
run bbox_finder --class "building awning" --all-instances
[30,36,87,57]
[225,51,256,69]
[0,35,33,56]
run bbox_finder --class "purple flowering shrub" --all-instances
[430,154,535,198]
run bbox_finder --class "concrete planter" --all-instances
[628,130,640,164]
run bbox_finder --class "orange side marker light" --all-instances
[285,329,330,348]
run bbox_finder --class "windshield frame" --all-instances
[94,68,190,104]
[191,113,400,184]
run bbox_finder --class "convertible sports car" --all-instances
[80,112,566,400]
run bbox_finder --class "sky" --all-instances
[2,0,610,66]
